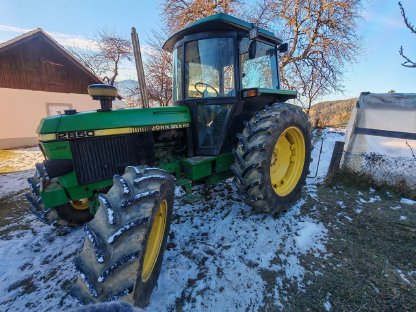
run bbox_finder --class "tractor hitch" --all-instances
[25,192,58,225]
[26,164,59,225]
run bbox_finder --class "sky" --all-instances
[0,0,415,102]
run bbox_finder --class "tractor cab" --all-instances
[163,13,295,156]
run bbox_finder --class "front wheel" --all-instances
[71,166,174,307]
[231,103,312,215]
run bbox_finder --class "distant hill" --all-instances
[309,98,357,128]
[115,79,138,98]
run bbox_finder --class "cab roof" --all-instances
[163,13,282,52]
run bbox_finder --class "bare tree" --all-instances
[292,58,340,114]
[265,0,362,109]
[70,29,133,85]
[144,29,173,106]
[118,82,143,108]
[399,1,416,68]
[162,0,239,32]
[157,0,362,109]
[125,28,173,107]
[140,0,238,106]
[239,0,275,29]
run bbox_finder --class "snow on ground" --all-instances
[0,205,83,311]
[307,129,344,184]
[147,195,327,311]
[0,130,343,311]
[306,129,344,201]
[0,170,35,198]
[0,147,43,197]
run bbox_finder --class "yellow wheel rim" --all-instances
[270,127,306,197]
[141,199,167,282]
[70,198,89,210]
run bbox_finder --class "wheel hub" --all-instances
[70,198,89,210]
[270,127,306,196]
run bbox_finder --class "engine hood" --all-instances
[37,106,191,142]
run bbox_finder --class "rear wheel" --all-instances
[71,166,174,307]
[231,103,312,214]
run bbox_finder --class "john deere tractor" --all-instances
[26,13,311,307]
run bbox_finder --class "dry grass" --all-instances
[326,168,416,200]
[0,148,43,174]
[278,185,416,311]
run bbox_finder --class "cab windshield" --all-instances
[183,38,235,99]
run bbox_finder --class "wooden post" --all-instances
[131,27,149,108]
[326,141,345,180]
[314,118,320,129]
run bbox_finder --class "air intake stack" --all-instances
[87,84,118,112]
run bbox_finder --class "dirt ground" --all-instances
[274,185,416,312]
[0,132,415,311]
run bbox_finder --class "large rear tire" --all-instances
[71,166,174,307]
[231,103,312,215]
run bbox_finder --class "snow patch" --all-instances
[323,300,332,311]
[397,269,412,285]
[358,196,381,204]
[0,170,32,197]
[174,186,186,198]
[337,201,346,208]
[307,130,345,185]
[400,198,416,205]
[295,220,327,253]
[107,208,115,225]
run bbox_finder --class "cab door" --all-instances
[182,36,238,156]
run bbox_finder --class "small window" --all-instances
[46,103,72,116]
[240,41,278,89]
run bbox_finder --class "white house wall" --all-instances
[0,87,98,149]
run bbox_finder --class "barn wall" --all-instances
[0,35,98,93]
[0,88,98,149]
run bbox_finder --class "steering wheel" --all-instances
[194,82,219,97]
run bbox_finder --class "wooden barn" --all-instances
[0,28,102,149]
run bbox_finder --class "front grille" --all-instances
[70,133,155,184]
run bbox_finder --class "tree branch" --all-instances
[399,1,416,34]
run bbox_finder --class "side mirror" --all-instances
[278,43,288,53]
[248,40,257,59]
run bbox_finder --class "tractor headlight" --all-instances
[43,159,74,178]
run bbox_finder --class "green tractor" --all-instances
[26,13,311,307]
